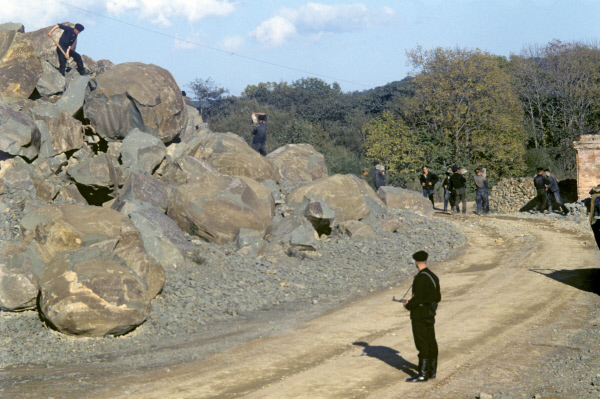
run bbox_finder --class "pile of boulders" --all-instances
[489,178,536,213]
[0,22,435,338]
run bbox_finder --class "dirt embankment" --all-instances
[3,214,600,399]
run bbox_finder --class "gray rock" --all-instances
[120,129,167,174]
[266,144,327,184]
[54,74,91,116]
[115,173,170,212]
[159,155,218,186]
[36,110,84,155]
[83,62,187,143]
[0,102,41,160]
[36,61,66,96]
[234,228,267,258]
[337,220,377,239]
[0,243,39,311]
[0,22,25,33]
[271,214,319,250]
[129,207,191,266]
[1,168,36,197]
[67,153,118,190]
[294,194,336,235]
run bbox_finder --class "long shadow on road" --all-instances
[530,268,600,296]
[353,342,417,377]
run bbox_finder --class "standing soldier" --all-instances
[420,165,439,208]
[48,23,87,76]
[473,168,489,215]
[533,168,549,213]
[404,251,441,382]
[449,165,467,214]
[544,169,569,215]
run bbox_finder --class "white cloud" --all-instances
[0,0,98,31]
[106,0,236,25]
[221,35,245,52]
[250,3,396,48]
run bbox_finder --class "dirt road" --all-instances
[5,214,599,399]
[88,215,596,399]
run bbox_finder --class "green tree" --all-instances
[187,78,229,121]
[403,46,526,179]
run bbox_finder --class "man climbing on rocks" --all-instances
[48,23,88,77]
[404,250,441,382]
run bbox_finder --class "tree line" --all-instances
[188,39,600,188]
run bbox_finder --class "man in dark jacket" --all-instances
[373,160,386,189]
[544,169,569,215]
[404,251,441,382]
[251,113,267,156]
[420,165,439,208]
[449,165,467,214]
[48,23,87,76]
[533,168,549,213]
[473,168,489,215]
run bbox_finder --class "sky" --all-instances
[2,0,599,96]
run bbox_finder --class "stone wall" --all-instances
[574,134,600,200]
[489,178,536,213]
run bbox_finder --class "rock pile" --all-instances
[0,21,455,345]
[489,178,536,213]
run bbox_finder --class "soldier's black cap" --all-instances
[537,167,544,172]
[451,165,458,172]
[75,23,84,32]
[412,251,428,262]
[373,160,380,166]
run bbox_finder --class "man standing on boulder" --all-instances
[48,23,87,76]
[251,112,268,156]
[404,250,441,382]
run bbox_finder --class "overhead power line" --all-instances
[52,0,371,88]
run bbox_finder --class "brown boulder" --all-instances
[377,186,434,218]
[39,248,153,337]
[286,174,370,222]
[0,30,43,101]
[267,144,327,183]
[167,174,272,244]
[191,132,276,182]
[83,62,187,143]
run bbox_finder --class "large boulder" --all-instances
[167,173,272,245]
[0,102,41,160]
[39,248,154,337]
[66,154,119,201]
[377,186,434,218]
[286,174,370,222]
[54,74,91,116]
[120,129,167,174]
[191,132,276,182]
[83,62,187,143]
[19,203,165,298]
[270,214,319,250]
[0,29,43,101]
[267,144,327,183]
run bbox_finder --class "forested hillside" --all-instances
[189,39,600,187]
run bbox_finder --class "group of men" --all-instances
[532,168,569,215]
[423,165,490,216]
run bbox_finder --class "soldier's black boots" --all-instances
[429,357,437,379]
[406,358,429,382]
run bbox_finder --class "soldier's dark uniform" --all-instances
[533,170,549,212]
[405,253,441,382]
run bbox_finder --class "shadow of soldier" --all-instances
[530,268,600,296]
[352,341,417,377]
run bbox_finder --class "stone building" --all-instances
[574,134,600,200]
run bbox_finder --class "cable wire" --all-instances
[52,0,371,88]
